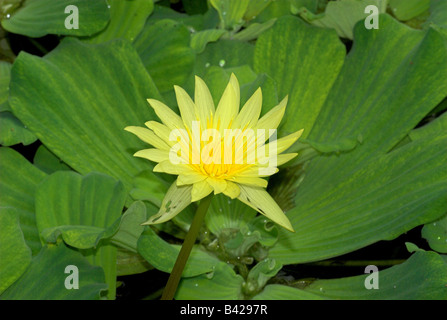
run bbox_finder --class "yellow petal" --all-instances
[237,166,279,177]
[232,87,262,129]
[124,126,170,151]
[231,176,268,188]
[147,98,184,130]
[191,179,213,202]
[177,173,207,186]
[275,129,304,154]
[256,153,297,175]
[174,85,196,129]
[142,181,192,225]
[214,73,240,132]
[222,181,240,199]
[256,96,288,140]
[276,153,298,166]
[237,185,294,232]
[207,177,227,195]
[134,148,169,163]
[194,76,215,129]
[258,129,303,162]
[145,121,174,146]
[154,160,189,175]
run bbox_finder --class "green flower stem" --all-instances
[161,193,214,300]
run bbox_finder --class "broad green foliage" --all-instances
[1,0,110,37]
[35,171,127,299]
[84,0,154,43]
[0,242,107,300]
[9,38,162,193]
[389,0,430,21]
[210,0,250,30]
[0,61,36,146]
[0,148,46,255]
[138,226,220,277]
[33,145,71,174]
[298,0,388,40]
[35,171,126,249]
[134,19,195,93]
[0,61,11,110]
[254,15,345,137]
[270,15,447,264]
[422,215,447,253]
[254,250,447,300]
[175,262,244,300]
[1,0,447,300]
[0,209,32,295]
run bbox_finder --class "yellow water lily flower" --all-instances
[125,74,303,232]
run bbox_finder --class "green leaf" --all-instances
[422,215,447,253]
[0,147,46,255]
[309,18,447,157]
[205,194,257,237]
[35,171,126,248]
[232,18,277,42]
[244,0,273,21]
[175,262,244,299]
[137,227,220,277]
[84,0,154,43]
[252,0,291,24]
[290,0,321,14]
[425,0,447,29]
[254,16,345,137]
[210,0,250,30]
[116,248,153,276]
[272,134,447,264]
[300,136,361,154]
[0,208,32,295]
[194,39,254,80]
[148,5,205,31]
[243,258,282,297]
[130,169,169,208]
[305,251,447,299]
[182,0,209,15]
[252,285,324,300]
[390,0,430,21]
[134,19,196,93]
[35,171,126,299]
[0,242,107,300]
[0,111,37,146]
[298,0,387,40]
[9,38,162,193]
[0,61,37,147]
[266,17,447,265]
[0,61,11,112]
[33,145,71,174]
[110,201,148,253]
[254,251,447,300]
[240,73,278,116]
[410,111,447,141]
[201,64,257,106]
[190,29,227,54]
[1,0,110,37]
